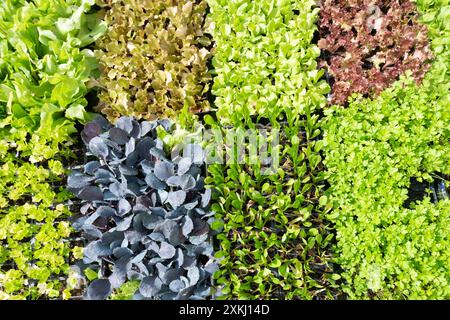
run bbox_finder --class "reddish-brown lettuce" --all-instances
[318,0,433,105]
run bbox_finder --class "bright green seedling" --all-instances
[208,0,329,126]
[206,0,341,299]
[0,127,83,300]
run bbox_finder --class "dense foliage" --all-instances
[209,0,329,124]
[0,0,104,299]
[0,0,448,301]
[206,0,340,299]
[318,0,432,105]
[321,0,450,299]
[69,116,217,300]
[95,0,212,122]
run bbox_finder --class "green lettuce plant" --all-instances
[208,0,329,126]
[206,0,340,299]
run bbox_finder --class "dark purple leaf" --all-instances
[117,198,131,216]
[157,190,169,203]
[78,186,103,201]
[68,173,94,190]
[150,147,168,161]
[166,174,196,190]
[141,121,157,136]
[182,255,196,268]
[175,248,184,267]
[110,182,126,197]
[155,220,184,246]
[95,206,116,217]
[189,218,210,245]
[183,201,198,210]
[126,150,139,167]
[204,262,219,274]
[86,279,111,300]
[136,137,154,159]
[83,122,101,143]
[116,116,133,133]
[136,196,152,208]
[134,262,149,277]
[142,214,163,230]
[145,172,167,190]
[131,250,147,264]
[84,161,101,175]
[169,279,185,293]
[112,247,133,259]
[162,269,184,285]
[159,242,176,259]
[140,160,154,174]
[109,127,129,145]
[130,119,141,138]
[94,168,115,182]
[84,240,111,261]
[182,215,194,236]
[165,207,186,219]
[150,207,167,217]
[115,215,133,232]
[82,225,102,239]
[109,256,131,288]
[119,165,138,176]
[92,115,110,130]
[89,137,109,158]
[154,160,174,181]
[139,276,162,298]
[125,230,146,245]
[167,190,186,208]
